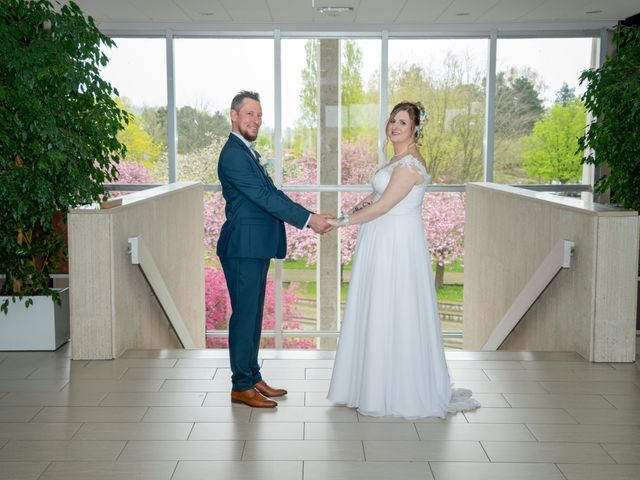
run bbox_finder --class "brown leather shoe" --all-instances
[231,388,277,408]
[254,380,287,398]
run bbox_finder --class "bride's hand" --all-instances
[327,219,346,227]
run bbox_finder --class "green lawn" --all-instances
[283,258,464,273]
[288,281,463,304]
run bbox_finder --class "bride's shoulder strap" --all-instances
[393,155,429,179]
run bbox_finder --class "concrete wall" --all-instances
[463,183,639,362]
[68,182,205,359]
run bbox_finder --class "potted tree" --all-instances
[0,0,128,349]
[579,24,640,330]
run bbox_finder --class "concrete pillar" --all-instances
[316,39,341,349]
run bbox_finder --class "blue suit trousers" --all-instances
[219,256,270,391]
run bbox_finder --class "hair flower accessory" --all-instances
[416,107,428,139]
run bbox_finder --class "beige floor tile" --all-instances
[160,380,229,392]
[447,360,524,370]
[174,359,231,368]
[482,441,614,463]
[566,408,640,425]
[0,367,37,379]
[73,422,193,440]
[39,461,177,480]
[520,361,613,371]
[450,369,490,381]
[121,367,216,380]
[0,391,106,407]
[0,356,79,369]
[32,406,147,423]
[0,440,125,461]
[118,440,244,461]
[485,369,634,382]
[527,424,640,443]
[558,463,640,480]
[262,359,334,369]
[603,394,640,409]
[364,440,487,462]
[444,352,584,361]
[172,461,302,480]
[265,379,331,393]
[430,462,564,480]
[304,461,432,480]
[142,406,251,423]
[464,408,577,424]
[243,440,363,461]
[251,406,358,423]
[0,422,81,441]
[601,443,640,464]
[470,394,510,407]
[0,379,68,392]
[305,368,332,380]
[29,363,128,380]
[189,422,303,440]
[305,392,337,407]
[503,393,613,409]
[305,422,419,440]
[415,423,535,441]
[460,381,548,394]
[120,349,227,359]
[540,381,640,394]
[63,379,164,393]
[0,462,49,480]
[0,406,41,422]
[86,358,178,368]
[215,367,306,380]
[100,392,206,407]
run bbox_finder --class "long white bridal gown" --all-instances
[327,155,480,419]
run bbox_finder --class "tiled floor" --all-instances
[0,345,638,480]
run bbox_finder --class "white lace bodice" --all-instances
[372,155,430,215]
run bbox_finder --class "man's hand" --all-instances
[308,213,335,234]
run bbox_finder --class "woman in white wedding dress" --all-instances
[327,101,480,419]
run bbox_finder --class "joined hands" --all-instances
[308,213,335,234]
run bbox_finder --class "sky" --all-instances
[101,36,595,131]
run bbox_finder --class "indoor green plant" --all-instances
[0,0,128,313]
[579,24,640,211]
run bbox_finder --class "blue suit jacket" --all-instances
[216,133,311,259]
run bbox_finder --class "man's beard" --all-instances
[238,125,258,142]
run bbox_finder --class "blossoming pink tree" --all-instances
[423,192,465,289]
[112,158,313,348]
[204,266,309,349]
[284,141,466,285]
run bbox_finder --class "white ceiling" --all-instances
[71,0,639,31]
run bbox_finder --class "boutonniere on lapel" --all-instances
[259,158,273,175]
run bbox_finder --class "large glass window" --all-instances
[174,39,274,184]
[100,38,168,190]
[101,32,600,350]
[388,39,488,184]
[494,37,595,184]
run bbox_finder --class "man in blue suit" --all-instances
[217,91,333,408]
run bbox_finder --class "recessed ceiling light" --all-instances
[455,12,470,16]
[317,6,354,16]
[585,10,602,15]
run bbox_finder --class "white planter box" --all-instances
[0,288,70,351]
